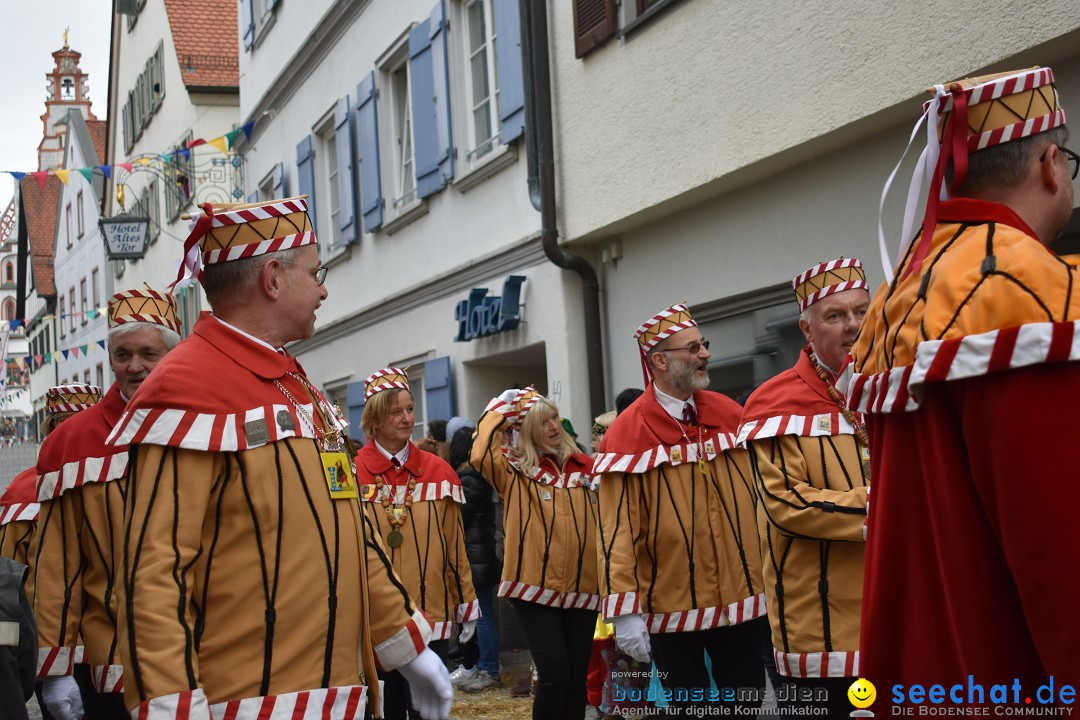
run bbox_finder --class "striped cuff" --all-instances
[92,663,125,694]
[600,591,641,621]
[374,609,433,671]
[774,648,860,679]
[454,599,481,623]
[37,645,82,677]
[131,689,210,720]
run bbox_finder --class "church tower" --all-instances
[37,30,98,170]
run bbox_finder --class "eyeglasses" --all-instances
[655,339,710,355]
[277,259,328,286]
[1040,145,1080,180]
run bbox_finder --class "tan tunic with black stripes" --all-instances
[593,387,765,632]
[470,404,600,610]
[738,349,867,678]
[107,313,428,720]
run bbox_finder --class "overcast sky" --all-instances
[1,1,112,209]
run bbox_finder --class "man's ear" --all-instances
[1041,143,1063,195]
[650,349,668,374]
[261,258,284,300]
[799,316,813,344]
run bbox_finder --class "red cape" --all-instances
[0,467,37,505]
[740,349,841,424]
[600,385,742,456]
[123,312,302,414]
[36,384,129,499]
[355,439,462,488]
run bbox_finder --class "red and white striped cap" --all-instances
[175,196,317,287]
[633,304,698,383]
[108,287,181,335]
[43,384,101,433]
[924,67,1065,154]
[363,368,410,400]
[792,257,868,312]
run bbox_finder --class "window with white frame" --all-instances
[59,295,66,338]
[91,267,100,307]
[463,0,501,161]
[76,191,85,237]
[137,177,161,243]
[390,60,417,209]
[66,204,73,248]
[258,169,275,202]
[315,115,343,250]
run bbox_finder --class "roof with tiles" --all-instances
[86,120,107,165]
[164,0,239,90]
[19,176,63,297]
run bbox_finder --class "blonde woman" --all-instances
[356,368,477,720]
[472,387,599,720]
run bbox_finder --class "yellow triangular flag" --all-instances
[209,136,229,155]
[54,169,71,184]
[139,157,153,166]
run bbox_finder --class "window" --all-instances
[164,132,195,221]
[76,191,85,237]
[390,60,417,209]
[135,178,161,243]
[2,298,13,321]
[59,295,65,338]
[241,0,280,50]
[96,363,104,389]
[80,279,87,325]
[91,267,100,307]
[121,42,166,152]
[69,291,76,332]
[3,260,13,285]
[84,370,91,386]
[66,204,73,248]
[463,0,500,161]
[316,115,343,249]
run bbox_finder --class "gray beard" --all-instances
[667,355,710,395]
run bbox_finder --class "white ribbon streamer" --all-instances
[877,84,948,284]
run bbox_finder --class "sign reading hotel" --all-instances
[454,275,526,341]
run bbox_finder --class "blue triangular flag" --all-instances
[241,120,255,139]
[98,165,112,178]
[61,349,70,360]
[10,171,25,181]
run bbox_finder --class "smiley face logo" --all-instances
[848,678,877,709]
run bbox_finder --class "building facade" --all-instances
[550,0,1080,401]
[240,0,591,435]
[103,0,240,328]
[52,110,111,390]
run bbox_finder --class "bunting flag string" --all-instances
[3,337,108,371]
[1,120,255,183]
[4,306,109,331]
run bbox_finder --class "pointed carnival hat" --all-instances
[633,303,698,384]
[364,368,411,400]
[175,195,316,286]
[42,383,101,434]
[884,67,1066,280]
[108,286,181,334]
[792,257,868,312]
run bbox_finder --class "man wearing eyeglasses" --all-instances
[737,258,870,716]
[594,304,766,713]
[844,68,1080,690]
[108,197,452,720]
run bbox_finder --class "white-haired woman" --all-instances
[471,387,599,720]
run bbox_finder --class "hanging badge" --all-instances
[817,416,832,433]
[670,447,683,464]
[322,451,358,499]
[539,489,552,501]
[359,484,377,501]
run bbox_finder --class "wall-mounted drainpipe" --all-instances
[520,0,607,420]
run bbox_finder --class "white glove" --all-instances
[398,647,453,720]
[40,675,85,720]
[459,618,478,644]
[498,388,520,404]
[612,613,652,663]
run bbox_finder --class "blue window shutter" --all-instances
[424,356,455,421]
[347,381,367,444]
[494,0,525,142]
[334,96,358,245]
[296,135,317,235]
[355,72,383,232]
[240,0,255,50]
[409,19,442,198]
[272,162,286,197]
[429,1,454,187]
